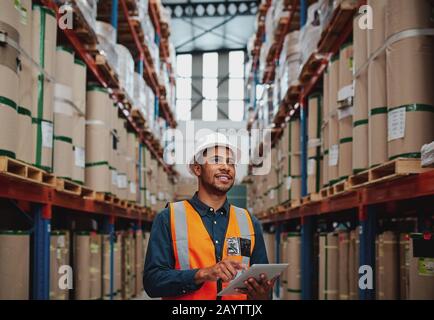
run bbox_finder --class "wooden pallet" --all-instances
[81,186,96,200]
[95,192,114,203]
[348,158,432,189]
[56,178,81,196]
[299,53,327,84]
[94,54,119,88]
[330,180,350,196]
[0,156,56,187]
[302,192,322,205]
[291,198,301,208]
[317,0,361,53]
[320,187,329,199]
[69,0,98,45]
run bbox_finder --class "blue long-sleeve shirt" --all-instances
[143,193,269,298]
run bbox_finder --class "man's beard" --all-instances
[201,176,234,195]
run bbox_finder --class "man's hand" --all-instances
[234,274,276,300]
[194,259,247,285]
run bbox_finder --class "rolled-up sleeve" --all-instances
[143,209,203,298]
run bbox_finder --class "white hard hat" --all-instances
[188,132,241,175]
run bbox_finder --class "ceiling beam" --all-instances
[163,1,259,19]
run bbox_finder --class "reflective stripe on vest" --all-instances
[172,201,190,270]
[233,206,251,268]
[168,200,255,300]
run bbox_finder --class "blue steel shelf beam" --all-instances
[32,204,51,300]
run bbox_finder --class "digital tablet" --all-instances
[217,263,289,296]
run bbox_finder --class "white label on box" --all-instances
[286,176,292,190]
[130,182,136,194]
[74,147,85,168]
[158,192,164,200]
[308,159,316,176]
[57,235,65,248]
[117,174,127,189]
[338,106,354,120]
[338,84,354,102]
[151,195,157,205]
[329,145,339,167]
[308,138,321,149]
[42,122,53,148]
[112,170,118,186]
[388,107,406,141]
[146,190,150,201]
[269,189,275,200]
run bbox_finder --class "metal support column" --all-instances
[155,96,160,121]
[104,215,116,300]
[300,0,308,27]
[137,59,144,76]
[359,205,376,300]
[33,204,51,300]
[301,215,315,300]
[111,0,119,33]
[274,224,282,298]
[109,217,115,300]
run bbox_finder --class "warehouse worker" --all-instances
[143,132,273,300]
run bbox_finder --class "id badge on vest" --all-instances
[226,237,251,257]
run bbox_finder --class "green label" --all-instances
[418,258,434,276]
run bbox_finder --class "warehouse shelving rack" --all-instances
[0,0,177,300]
[248,0,434,300]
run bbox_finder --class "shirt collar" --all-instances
[189,192,230,217]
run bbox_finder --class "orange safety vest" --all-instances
[165,200,255,300]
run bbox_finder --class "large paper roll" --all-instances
[0,5,19,160]
[17,0,34,164]
[0,231,30,299]
[32,5,57,171]
[74,233,91,300]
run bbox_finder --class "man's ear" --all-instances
[191,164,201,177]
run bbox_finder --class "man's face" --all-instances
[194,146,236,194]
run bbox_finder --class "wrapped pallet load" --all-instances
[399,233,410,300]
[338,43,354,181]
[72,59,87,185]
[0,230,30,299]
[117,118,128,200]
[280,234,288,299]
[385,0,434,160]
[32,5,57,171]
[115,233,122,299]
[279,124,291,204]
[376,231,399,300]
[127,132,137,202]
[74,231,91,300]
[368,0,388,168]
[0,2,20,161]
[338,231,350,300]
[110,103,119,197]
[86,86,111,193]
[290,119,301,200]
[349,228,360,300]
[407,234,434,299]
[135,229,144,296]
[53,46,75,181]
[328,55,340,185]
[307,94,323,194]
[89,232,102,300]
[17,0,35,164]
[319,232,339,300]
[353,14,369,174]
[286,233,301,300]
[102,234,111,299]
[322,70,330,187]
[50,231,69,300]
